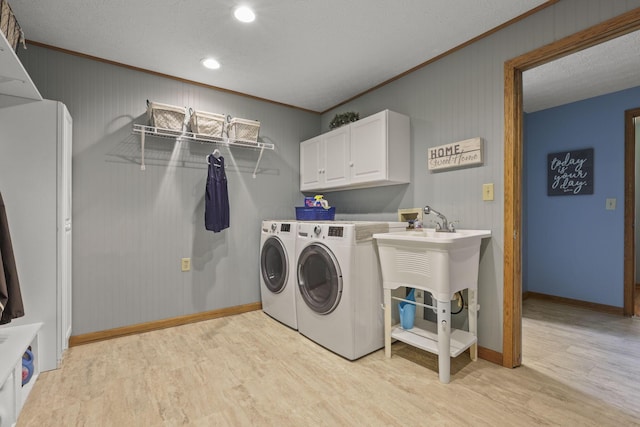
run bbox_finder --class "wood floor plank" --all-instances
[17,299,640,426]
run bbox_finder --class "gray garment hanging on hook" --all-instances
[205,153,229,232]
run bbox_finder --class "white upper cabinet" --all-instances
[300,110,410,192]
[300,126,350,191]
[322,125,350,188]
[300,135,322,190]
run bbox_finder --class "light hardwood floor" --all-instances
[18,299,640,426]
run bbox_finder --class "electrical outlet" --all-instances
[181,258,191,272]
[483,183,494,201]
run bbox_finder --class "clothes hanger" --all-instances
[207,148,221,164]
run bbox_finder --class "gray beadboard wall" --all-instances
[18,46,319,335]
[321,0,640,351]
[17,0,640,353]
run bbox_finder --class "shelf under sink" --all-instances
[391,318,476,358]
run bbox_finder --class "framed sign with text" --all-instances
[547,148,594,196]
[427,137,483,171]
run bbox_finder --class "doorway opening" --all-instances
[503,9,640,368]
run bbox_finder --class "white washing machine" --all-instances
[295,221,406,360]
[260,220,298,329]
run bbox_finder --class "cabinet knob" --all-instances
[349,161,354,167]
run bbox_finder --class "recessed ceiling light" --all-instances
[201,58,220,70]
[234,6,255,23]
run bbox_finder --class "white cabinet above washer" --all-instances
[300,125,350,190]
[300,110,410,192]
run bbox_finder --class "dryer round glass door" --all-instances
[261,236,288,293]
[297,243,342,314]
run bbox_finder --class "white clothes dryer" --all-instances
[260,220,298,329]
[295,221,406,360]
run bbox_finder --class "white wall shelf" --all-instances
[0,31,41,102]
[132,124,274,176]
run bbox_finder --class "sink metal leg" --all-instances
[437,299,451,383]
[384,289,392,358]
[468,288,478,361]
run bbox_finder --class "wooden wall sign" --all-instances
[547,148,594,196]
[428,137,483,171]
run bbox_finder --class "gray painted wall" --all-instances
[18,46,319,335]
[321,0,640,351]
[17,0,640,353]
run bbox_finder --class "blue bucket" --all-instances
[398,288,416,329]
[22,348,34,386]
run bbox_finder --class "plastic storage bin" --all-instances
[189,109,226,137]
[295,207,336,221]
[147,100,187,131]
[229,117,260,142]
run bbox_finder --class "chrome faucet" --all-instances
[424,205,455,232]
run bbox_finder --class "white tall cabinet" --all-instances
[0,99,73,373]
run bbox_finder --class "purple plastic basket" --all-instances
[295,207,336,221]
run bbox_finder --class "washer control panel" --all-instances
[297,223,350,240]
[327,226,344,237]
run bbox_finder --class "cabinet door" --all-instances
[56,103,73,360]
[300,136,322,191]
[61,105,73,348]
[323,126,350,188]
[349,111,387,183]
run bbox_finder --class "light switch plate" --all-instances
[483,183,494,201]
[606,198,616,210]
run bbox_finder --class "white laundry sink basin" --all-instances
[373,229,491,300]
[376,228,490,244]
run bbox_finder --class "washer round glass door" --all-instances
[260,236,288,294]
[297,242,342,314]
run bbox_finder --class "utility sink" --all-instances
[376,228,490,244]
[373,228,491,383]
[373,228,490,301]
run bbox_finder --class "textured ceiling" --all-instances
[523,30,640,113]
[9,0,550,112]
[9,1,636,114]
